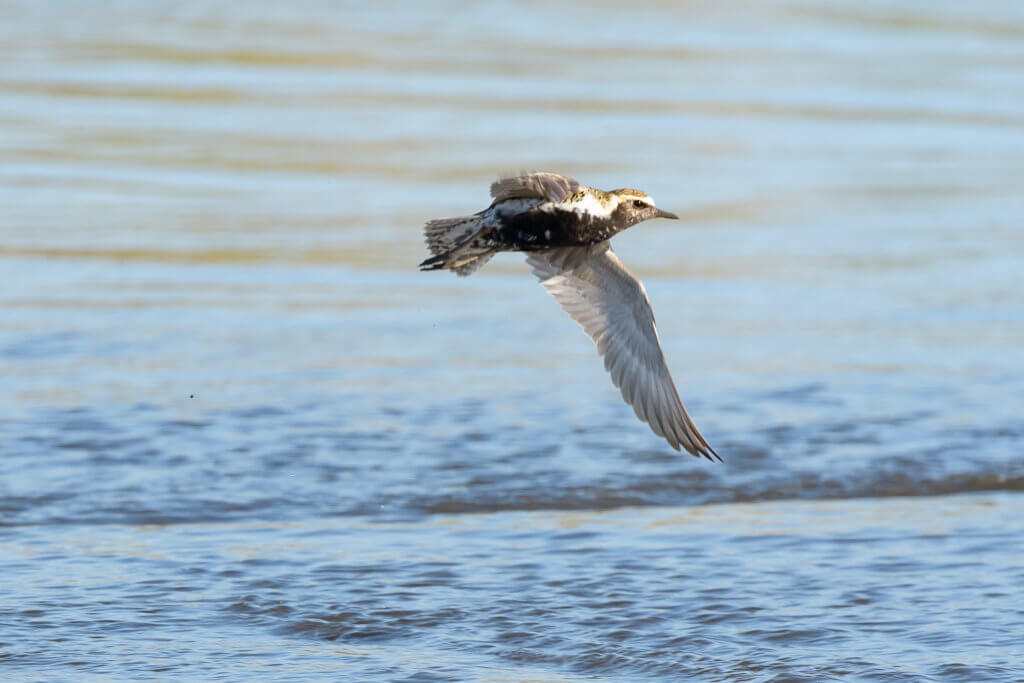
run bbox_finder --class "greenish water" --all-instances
[2,1,1023,679]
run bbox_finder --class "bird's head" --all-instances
[610,189,679,227]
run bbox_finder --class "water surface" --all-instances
[2,0,1023,679]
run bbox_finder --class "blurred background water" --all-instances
[2,0,1023,679]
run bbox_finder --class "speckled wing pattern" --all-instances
[490,172,581,204]
[527,245,718,460]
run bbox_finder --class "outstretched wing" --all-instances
[527,245,718,460]
[490,172,581,204]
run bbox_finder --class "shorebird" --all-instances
[419,172,718,460]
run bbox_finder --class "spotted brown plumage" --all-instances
[419,172,718,460]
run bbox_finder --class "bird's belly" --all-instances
[494,211,602,251]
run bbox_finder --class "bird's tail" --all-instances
[419,215,496,277]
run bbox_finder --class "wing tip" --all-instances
[704,445,723,463]
[691,436,722,462]
[672,436,722,462]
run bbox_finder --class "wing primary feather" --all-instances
[652,379,676,446]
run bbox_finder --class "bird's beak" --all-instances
[655,208,679,220]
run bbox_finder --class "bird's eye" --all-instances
[633,200,646,209]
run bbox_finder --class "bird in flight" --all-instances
[419,172,718,461]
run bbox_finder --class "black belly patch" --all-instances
[494,209,599,250]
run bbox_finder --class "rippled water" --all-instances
[3,1,1024,679]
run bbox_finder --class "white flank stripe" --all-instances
[538,192,614,218]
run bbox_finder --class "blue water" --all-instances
[2,1,1024,679]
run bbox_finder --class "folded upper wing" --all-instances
[490,172,580,204]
